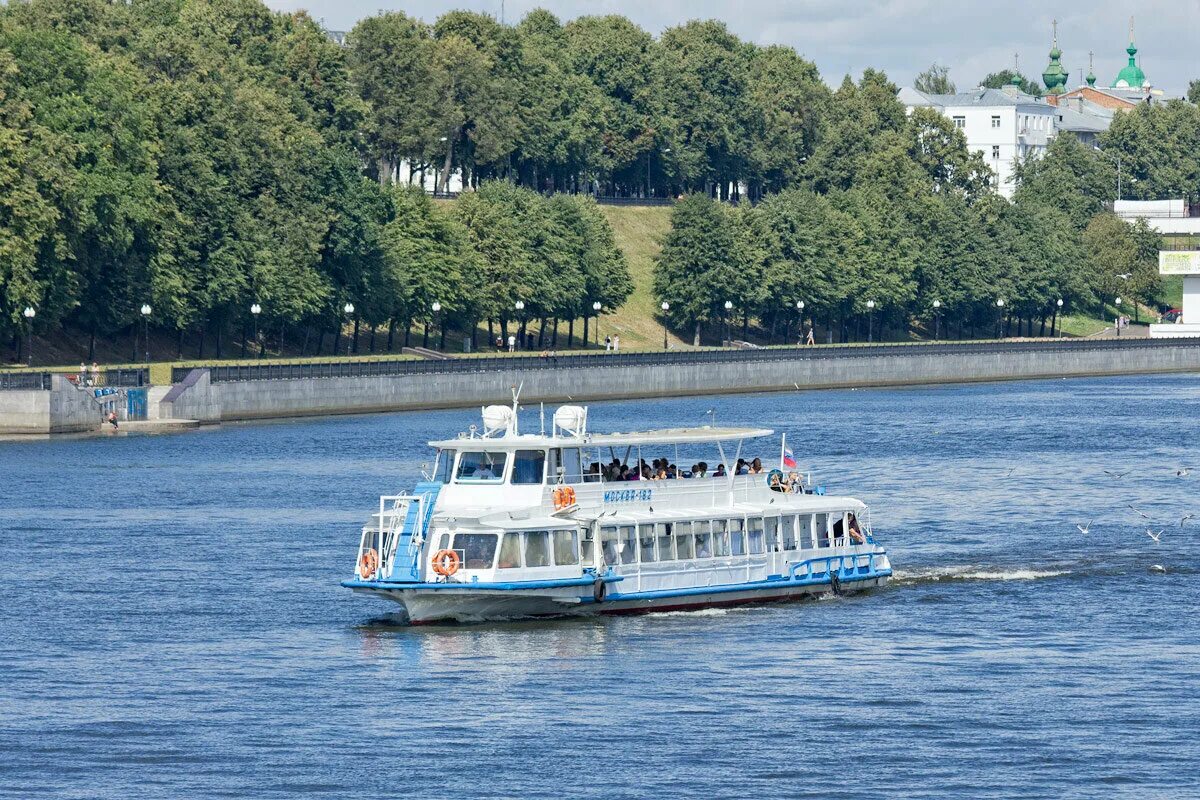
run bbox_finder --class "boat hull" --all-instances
[352,573,890,624]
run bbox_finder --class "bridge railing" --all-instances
[169,337,1200,384]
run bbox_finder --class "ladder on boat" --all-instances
[357,483,441,581]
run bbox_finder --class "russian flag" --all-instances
[782,447,797,469]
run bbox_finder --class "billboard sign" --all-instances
[1159,251,1200,275]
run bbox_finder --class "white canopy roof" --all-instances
[428,426,774,450]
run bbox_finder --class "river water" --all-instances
[2,375,1199,798]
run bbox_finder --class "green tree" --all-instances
[914,62,955,94]
[981,70,1042,97]
[655,194,760,345]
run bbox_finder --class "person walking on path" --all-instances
[507,334,516,352]
[613,334,620,352]
[605,335,612,352]
[805,327,815,346]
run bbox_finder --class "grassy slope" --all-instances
[594,205,679,349]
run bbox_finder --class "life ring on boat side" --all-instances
[593,575,606,603]
[359,548,379,580]
[553,486,577,509]
[432,549,461,577]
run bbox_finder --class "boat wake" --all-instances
[892,565,1071,586]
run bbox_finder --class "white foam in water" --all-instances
[895,565,1070,584]
[647,608,732,618]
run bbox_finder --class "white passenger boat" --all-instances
[342,398,892,623]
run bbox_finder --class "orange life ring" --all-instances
[359,548,379,580]
[553,486,577,509]
[432,549,461,576]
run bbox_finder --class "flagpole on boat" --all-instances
[779,432,786,470]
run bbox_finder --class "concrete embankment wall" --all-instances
[0,375,103,434]
[196,342,1200,422]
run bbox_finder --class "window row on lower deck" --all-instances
[434,511,861,572]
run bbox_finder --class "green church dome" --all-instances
[1112,20,1147,88]
[1041,22,1068,95]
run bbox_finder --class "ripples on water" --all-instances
[2,375,1199,798]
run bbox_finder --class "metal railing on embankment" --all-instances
[171,337,1200,385]
[0,372,52,390]
[0,368,149,391]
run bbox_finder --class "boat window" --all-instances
[675,521,694,560]
[456,451,508,482]
[748,518,766,554]
[798,515,814,549]
[818,514,833,548]
[553,530,579,566]
[711,520,728,557]
[656,523,674,561]
[560,447,582,483]
[765,517,780,552]
[694,526,713,559]
[497,533,522,569]
[781,516,797,550]
[638,524,656,563]
[512,450,546,485]
[580,527,595,567]
[600,526,619,566]
[435,449,456,483]
[729,518,745,556]
[453,533,498,570]
[437,532,451,551]
[618,525,638,565]
[525,531,552,567]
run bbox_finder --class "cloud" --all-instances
[268,0,1198,97]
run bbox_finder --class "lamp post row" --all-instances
[11,293,1080,369]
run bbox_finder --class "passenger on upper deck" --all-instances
[749,458,764,475]
[713,463,727,477]
[695,461,708,478]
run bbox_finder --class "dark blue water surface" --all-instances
[3,375,1199,799]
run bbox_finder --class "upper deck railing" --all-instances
[170,337,1200,384]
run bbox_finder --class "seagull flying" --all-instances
[1177,467,1192,477]
[1128,504,1152,520]
[1181,514,1196,528]
[1150,564,1167,573]
[1105,470,1131,479]
[1076,520,1093,534]
[1146,529,1163,543]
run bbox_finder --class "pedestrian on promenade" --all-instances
[495,336,503,351]
[107,410,119,429]
[91,362,101,386]
[613,334,620,352]
[805,327,815,346]
[605,335,612,352]
[507,334,516,352]
[78,362,87,386]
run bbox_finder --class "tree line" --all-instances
[2,0,1194,360]
[655,74,1165,344]
[0,0,630,361]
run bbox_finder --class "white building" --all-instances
[898,84,1056,198]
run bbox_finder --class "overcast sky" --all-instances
[265,0,1199,98]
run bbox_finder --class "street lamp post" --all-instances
[660,301,670,349]
[796,300,805,345]
[343,302,354,357]
[723,300,733,346]
[250,303,261,358]
[592,301,602,347]
[996,298,1006,339]
[514,300,526,350]
[932,300,941,341]
[22,306,35,367]
[431,302,443,350]
[866,300,876,343]
[141,304,152,363]
[1115,296,1122,337]
[1056,298,1064,338]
